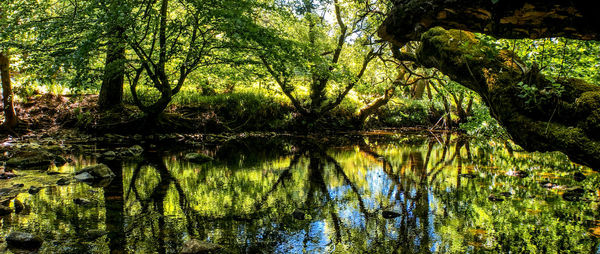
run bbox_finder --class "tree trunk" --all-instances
[379,0,600,168]
[0,52,19,129]
[98,8,125,110]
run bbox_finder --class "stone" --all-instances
[574,172,587,182]
[563,187,585,201]
[382,211,401,219]
[5,152,52,169]
[102,151,117,159]
[74,172,95,182]
[488,194,504,202]
[180,239,222,254]
[28,186,42,194]
[13,199,24,213]
[0,204,13,215]
[184,153,213,164]
[5,231,43,250]
[74,198,93,206]
[76,164,115,179]
[127,145,144,156]
[84,229,107,240]
[459,173,476,179]
[57,178,70,185]
[292,210,305,220]
[54,155,68,166]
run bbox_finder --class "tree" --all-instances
[378,0,600,167]
[98,0,127,110]
[254,0,382,125]
[0,51,18,129]
[126,0,253,122]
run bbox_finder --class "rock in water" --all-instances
[74,172,95,182]
[28,186,42,194]
[84,229,107,240]
[488,194,505,202]
[0,204,13,215]
[184,153,213,164]
[382,211,402,219]
[292,210,305,220]
[563,187,585,201]
[53,155,68,166]
[74,198,93,206]
[13,199,24,213]
[5,151,53,169]
[180,239,222,254]
[574,172,587,182]
[125,145,144,157]
[6,231,43,250]
[56,178,70,185]
[75,164,115,180]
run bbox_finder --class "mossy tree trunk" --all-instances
[379,0,600,168]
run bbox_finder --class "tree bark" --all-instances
[98,0,126,110]
[378,0,600,45]
[0,52,19,129]
[98,28,125,110]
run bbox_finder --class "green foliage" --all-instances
[459,104,508,138]
[516,81,565,107]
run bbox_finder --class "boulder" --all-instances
[180,239,222,254]
[6,231,43,250]
[57,178,70,186]
[28,186,42,195]
[184,153,213,164]
[0,204,13,215]
[74,172,95,182]
[5,150,53,169]
[122,145,143,157]
[75,164,115,180]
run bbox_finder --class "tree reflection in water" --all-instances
[2,133,600,253]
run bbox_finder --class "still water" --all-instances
[1,133,600,253]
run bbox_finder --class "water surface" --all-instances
[1,133,599,253]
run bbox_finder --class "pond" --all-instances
[1,132,600,253]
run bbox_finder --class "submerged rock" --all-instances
[180,239,222,254]
[5,151,53,169]
[382,211,402,219]
[5,231,43,250]
[459,173,477,179]
[184,153,213,164]
[123,145,144,157]
[0,204,13,215]
[488,194,505,202]
[101,151,117,159]
[84,229,107,240]
[574,172,587,182]
[563,187,585,201]
[75,164,115,180]
[28,186,42,195]
[53,155,68,166]
[74,198,93,206]
[292,210,305,220]
[13,199,24,213]
[57,178,70,185]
